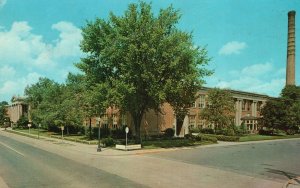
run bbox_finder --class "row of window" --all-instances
[190,95,206,108]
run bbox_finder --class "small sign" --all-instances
[61,126,64,131]
[28,124,32,128]
[125,127,129,133]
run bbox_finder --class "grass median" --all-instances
[239,134,300,142]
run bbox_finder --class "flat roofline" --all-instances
[200,86,274,99]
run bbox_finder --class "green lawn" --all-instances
[142,139,214,149]
[9,128,100,144]
[239,134,300,142]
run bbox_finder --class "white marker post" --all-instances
[125,127,129,150]
[28,123,32,134]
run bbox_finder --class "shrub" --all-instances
[214,135,240,142]
[194,134,217,143]
[199,128,215,134]
[102,137,115,147]
[184,134,193,139]
[189,127,201,134]
[259,129,274,135]
[163,128,175,138]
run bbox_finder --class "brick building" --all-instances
[86,87,270,137]
[6,96,29,126]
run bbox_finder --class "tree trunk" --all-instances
[67,125,69,135]
[133,112,143,144]
[176,118,184,136]
[176,113,186,136]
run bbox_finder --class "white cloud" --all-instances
[212,62,285,97]
[0,21,83,101]
[241,61,273,76]
[0,0,6,8]
[219,41,247,55]
[0,65,16,80]
[51,21,82,58]
[0,72,41,96]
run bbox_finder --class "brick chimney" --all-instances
[286,10,296,86]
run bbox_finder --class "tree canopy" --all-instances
[261,85,300,134]
[24,76,85,133]
[77,2,211,142]
[0,101,9,127]
[200,88,235,130]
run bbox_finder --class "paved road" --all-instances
[0,129,295,188]
[0,134,145,188]
[149,139,300,182]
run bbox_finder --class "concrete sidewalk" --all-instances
[2,128,300,157]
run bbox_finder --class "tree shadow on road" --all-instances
[265,168,300,184]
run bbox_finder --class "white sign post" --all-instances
[28,123,32,134]
[125,127,129,150]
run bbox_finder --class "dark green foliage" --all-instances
[163,128,175,138]
[193,134,218,143]
[16,115,29,129]
[201,88,235,130]
[189,127,201,133]
[0,101,9,127]
[102,137,115,147]
[215,128,235,136]
[24,77,86,133]
[143,139,196,148]
[258,129,274,135]
[236,123,248,135]
[261,85,300,134]
[199,128,215,134]
[214,135,240,142]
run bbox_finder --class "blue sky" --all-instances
[0,0,299,102]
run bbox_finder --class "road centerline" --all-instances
[0,141,25,157]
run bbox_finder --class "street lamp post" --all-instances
[61,125,64,143]
[38,123,41,139]
[97,117,101,152]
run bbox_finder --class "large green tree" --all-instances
[0,101,9,127]
[77,2,211,142]
[261,85,300,134]
[25,78,63,130]
[200,88,235,130]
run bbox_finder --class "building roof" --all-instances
[241,115,259,120]
[200,86,273,100]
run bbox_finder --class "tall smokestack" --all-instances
[286,10,296,86]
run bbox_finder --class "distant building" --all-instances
[6,96,29,126]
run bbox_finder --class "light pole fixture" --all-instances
[97,117,101,152]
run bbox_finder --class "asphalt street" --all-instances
[1,129,298,188]
[0,134,146,188]
[150,139,300,182]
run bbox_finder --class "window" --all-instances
[198,95,205,108]
[102,124,108,129]
[242,100,246,111]
[189,115,195,123]
[190,102,196,108]
[247,102,251,111]
[257,102,261,111]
